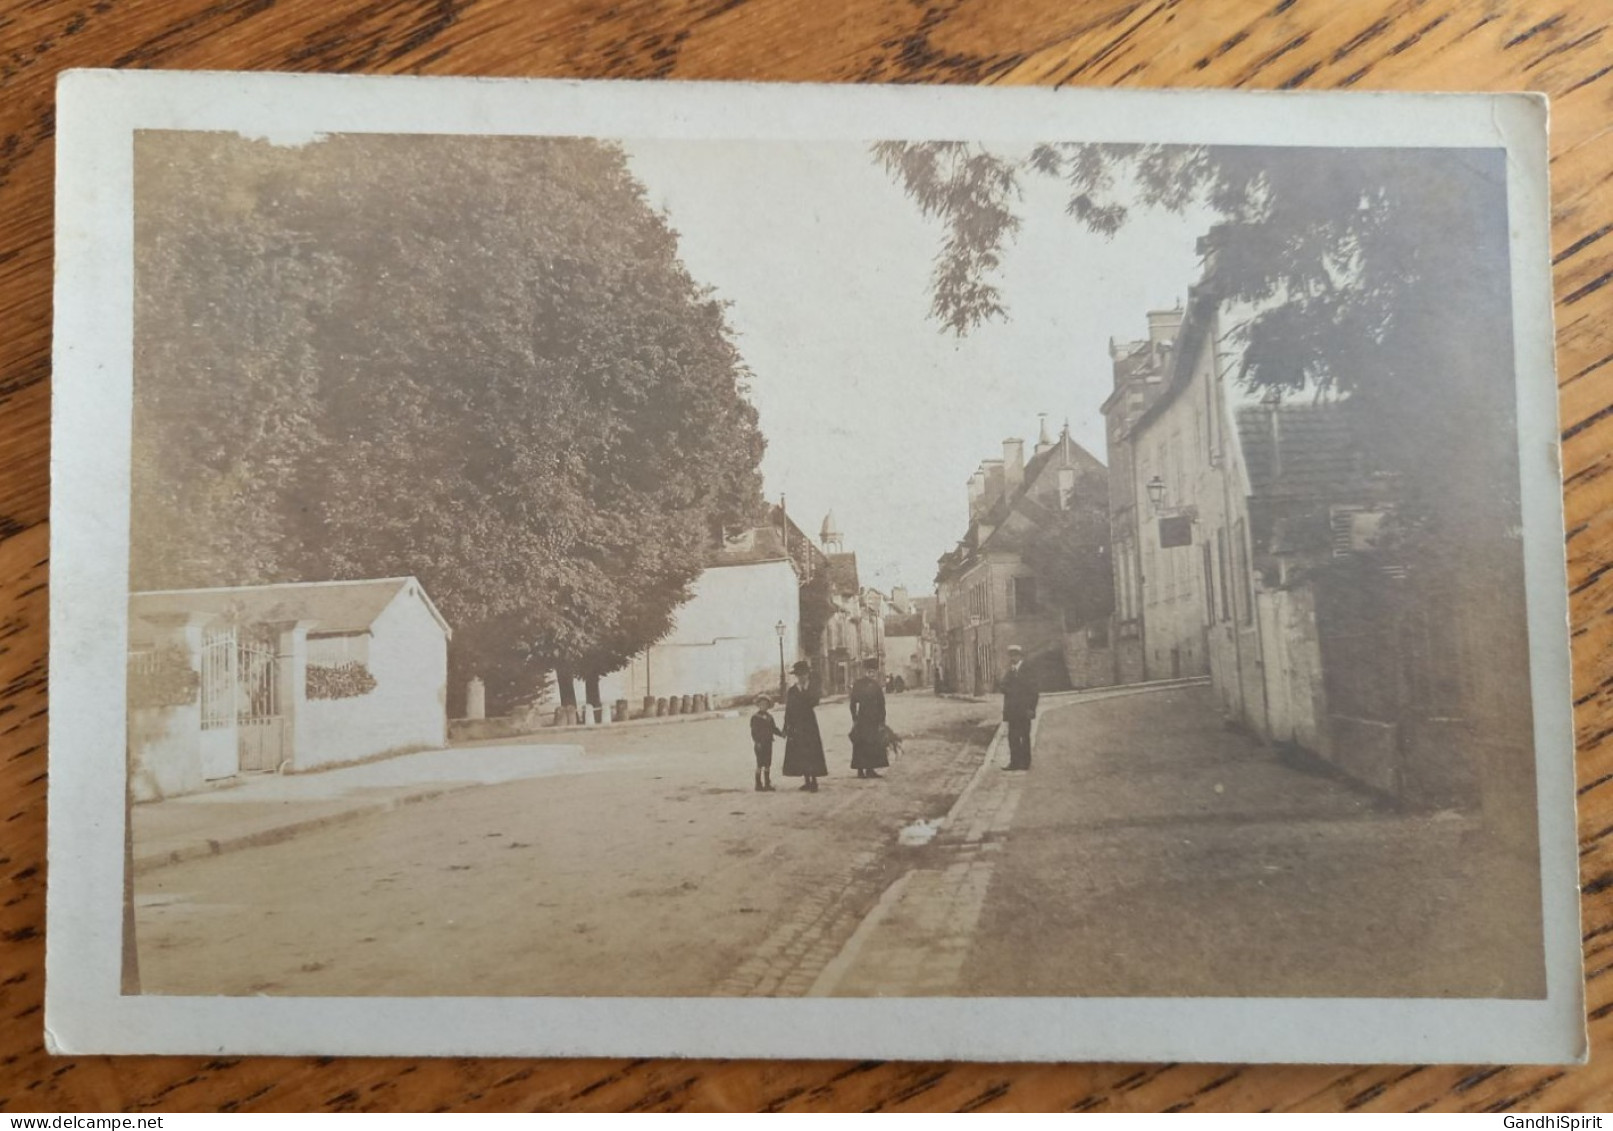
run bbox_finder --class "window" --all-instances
[1008,576,1038,618]
[1216,528,1232,623]
[1058,467,1076,510]
[1201,541,1216,625]
[1234,518,1254,624]
[1116,542,1134,620]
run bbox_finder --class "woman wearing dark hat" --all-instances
[849,656,889,779]
[781,659,827,792]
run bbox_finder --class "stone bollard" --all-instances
[465,677,486,721]
[655,697,668,717]
[693,694,708,713]
[679,694,692,715]
[613,699,628,723]
[642,696,655,719]
[668,695,682,716]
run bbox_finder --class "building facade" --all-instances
[1111,265,1479,806]
[598,525,801,709]
[1101,307,1180,685]
[935,424,1112,696]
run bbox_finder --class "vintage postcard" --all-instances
[47,70,1583,1062]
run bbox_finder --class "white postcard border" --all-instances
[46,69,1584,1063]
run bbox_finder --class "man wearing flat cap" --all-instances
[1000,644,1038,771]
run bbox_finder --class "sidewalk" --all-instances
[132,742,584,875]
[809,680,1544,999]
[808,677,1213,996]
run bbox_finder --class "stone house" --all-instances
[881,608,929,689]
[1101,306,1181,685]
[934,424,1111,696]
[598,524,801,710]
[810,512,886,695]
[1114,270,1476,805]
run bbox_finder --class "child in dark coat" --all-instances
[750,695,784,791]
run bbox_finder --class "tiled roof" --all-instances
[884,612,924,637]
[827,552,860,594]
[708,524,790,567]
[1132,283,1217,432]
[1235,404,1366,499]
[131,577,448,638]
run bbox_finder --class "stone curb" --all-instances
[132,782,477,876]
[451,707,744,744]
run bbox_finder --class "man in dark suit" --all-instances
[1000,644,1038,771]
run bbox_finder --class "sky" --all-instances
[624,139,1217,594]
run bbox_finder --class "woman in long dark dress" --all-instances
[781,660,826,792]
[849,656,889,779]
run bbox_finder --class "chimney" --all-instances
[1147,306,1184,348]
[981,459,1005,508]
[967,468,986,519]
[1002,438,1025,492]
[1034,413,1054,456]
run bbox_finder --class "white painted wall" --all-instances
[129,703,203,802]
[299,586,448,768]
[884,633,924,685]
[1134,320,1222,682]
[1259,586,1327,751]
[600,559,799,707]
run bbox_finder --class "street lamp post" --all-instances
[775,620,787,702]
[1146,474,1167,514]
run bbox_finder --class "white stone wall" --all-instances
[884,633,925,686]
[1134,321,1222,682]
[1258,586,1327,751]
[129,702,204,801]
[599,559,800,707]
[299,587,448,768]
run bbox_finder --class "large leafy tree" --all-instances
[1017,466,1114,631]
[876,138,1532,752]
[133,133,764,713]
[873,141,1518,547]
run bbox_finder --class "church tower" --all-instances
[820,511,844,554]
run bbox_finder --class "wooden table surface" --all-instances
[4,0,1612,1113]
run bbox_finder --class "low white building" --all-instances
[598,526,800,710]
[128,577,451,797]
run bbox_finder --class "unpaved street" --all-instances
[135,683,1545,1000]
[134,695,997,996]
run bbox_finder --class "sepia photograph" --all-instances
[47,71,1581,1062]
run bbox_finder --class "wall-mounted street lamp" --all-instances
[1145,475,1167,514]
[775,620,787,701]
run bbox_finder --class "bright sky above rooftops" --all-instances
[625,139,1217,594]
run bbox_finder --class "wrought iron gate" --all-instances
[235,629,287,771]
[198,625,288,772]
[199,628,236,732]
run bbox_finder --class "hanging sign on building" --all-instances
[1158,514,1194,548]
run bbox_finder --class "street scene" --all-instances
[125,130,1545,998]
[133,682,1536,998]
